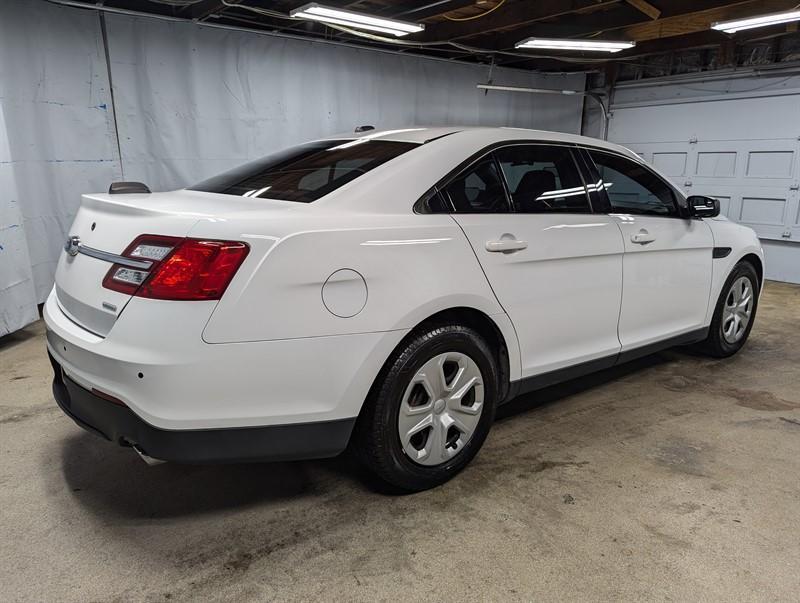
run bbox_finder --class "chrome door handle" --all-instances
[485,238,528,253]
[631,230,655,245]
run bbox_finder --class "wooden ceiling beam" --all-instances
[484,0,787,50]
[619,23,796,57]
[622,0,800,42]
[625,0,660,20]
[416,0,622,42]
[484,3,648,49]
[621,30,730,55]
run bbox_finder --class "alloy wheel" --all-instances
[722,275,754,344]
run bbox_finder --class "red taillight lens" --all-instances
[139,239,249,300]
[102,235,249,301]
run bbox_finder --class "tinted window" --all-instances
[496,145,589,213]
[443,156,509,213]
[416,190,452,213]
[189,140,418,202]
[589,150,677,216]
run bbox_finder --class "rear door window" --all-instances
[442,156,510,213]
[495,145,590,213]
[189,140,418,202]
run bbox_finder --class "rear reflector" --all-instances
[91,387,127,407]
[103,235,249,300]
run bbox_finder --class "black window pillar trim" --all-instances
[490,151,515,214]
[574,147,612,214]
[564,146,596,214]
[578,148,615,215]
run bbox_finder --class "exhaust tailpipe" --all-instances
[132,445,166,466]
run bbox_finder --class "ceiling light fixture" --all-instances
[515,38,635,53]
[290,3,424,37]
[711,10,800,34]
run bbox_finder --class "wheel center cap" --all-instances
[434,399,446,414]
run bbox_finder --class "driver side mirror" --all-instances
[686,195,720,218]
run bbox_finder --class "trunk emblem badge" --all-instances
[65,235,80,257]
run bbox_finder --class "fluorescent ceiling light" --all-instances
[515,38,635,53]
[711,10,800,34]
[290,3,424,37]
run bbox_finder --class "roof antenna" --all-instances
[355,125,375,133]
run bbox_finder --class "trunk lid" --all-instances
[54,189,278,337]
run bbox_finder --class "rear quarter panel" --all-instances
[195,211,513,359]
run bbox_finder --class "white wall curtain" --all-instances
[105,13,586,190]
[0,0,586,336]
[0,104,39,335]
[0,0,121,335]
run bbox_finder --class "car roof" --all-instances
[322,126,467,144]
[320,126,640,161]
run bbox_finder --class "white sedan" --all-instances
[45,127,763,491]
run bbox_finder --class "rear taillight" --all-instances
[102,235,249,301]
[103,235,181,295]
[138,239,249,300]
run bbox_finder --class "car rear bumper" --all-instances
[43,288,408,430]
[49,352,356,463]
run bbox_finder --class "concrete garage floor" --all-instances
[1,282,799,602]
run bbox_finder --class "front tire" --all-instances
[697,260,760,358]
[353,324,499,492]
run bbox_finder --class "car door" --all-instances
[444,144,624,379]
[583,148,714,351]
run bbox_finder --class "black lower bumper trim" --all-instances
[49,353,356,464]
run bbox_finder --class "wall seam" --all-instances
[99,12,124,180]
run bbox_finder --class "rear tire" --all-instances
[696,260,759,358]
[353,324,498,492]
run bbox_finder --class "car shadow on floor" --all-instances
[0,325,38,353]
[58,431,367,520]
[58,350,680,519]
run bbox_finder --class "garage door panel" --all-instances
[739,197,787,225]
[609,95,800,143]
[626,142,694,187]
[745,150,795,179]
[609,82,800,282]
[620,139,799,241]
[653,152,688,177]
[696,152,737,178]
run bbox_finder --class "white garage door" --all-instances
[607,75,800,284]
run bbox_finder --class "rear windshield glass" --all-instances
[188,139,418,202]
